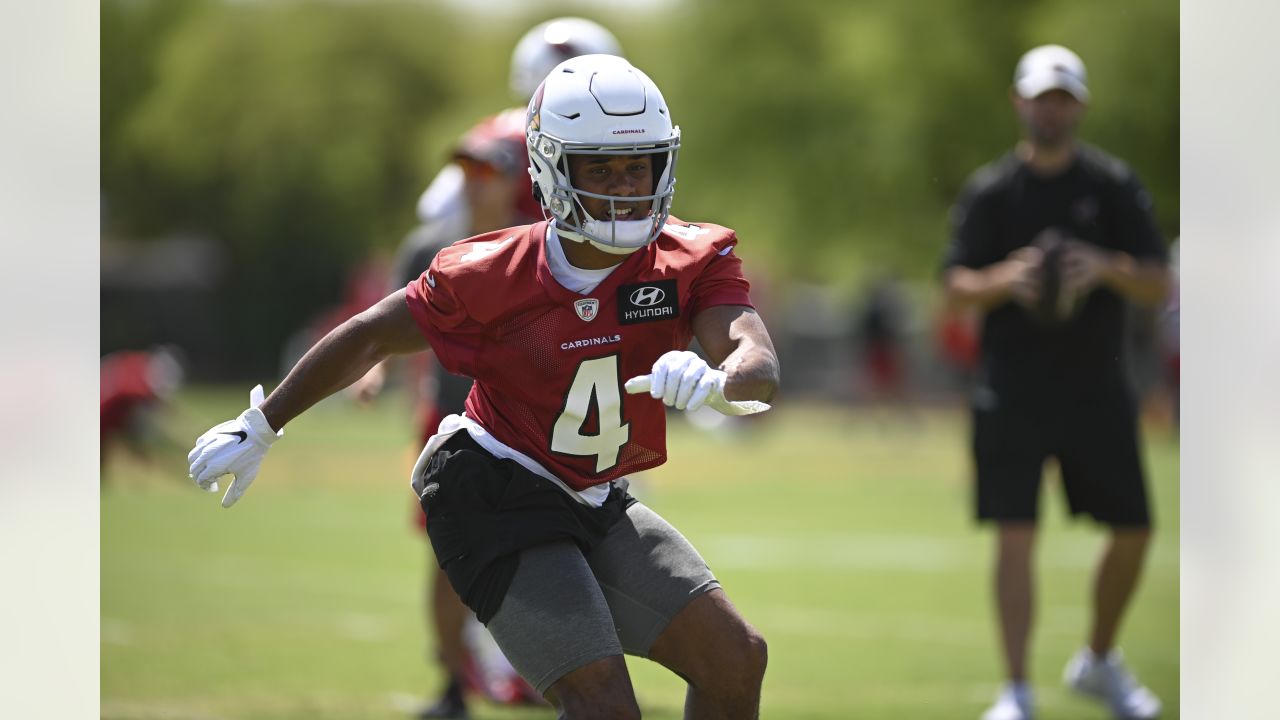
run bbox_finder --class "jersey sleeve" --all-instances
[404,256,485,378]
[1111,171,1168,262]
[943,177,1001,270]
[688,233,754,316]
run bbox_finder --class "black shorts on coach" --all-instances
[971,398,1152,528]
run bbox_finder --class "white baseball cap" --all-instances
[1013,44,1089,102]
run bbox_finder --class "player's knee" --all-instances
[549,658,640,720]
[554,687,641,720]
[738,625,769,685]
[703,622,768,694]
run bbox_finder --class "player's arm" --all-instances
[187,289,429,507]
[1060,242,1170,306]
[944,248,1044,313]
[260,289,428,430]
[1067,168,1171,307]
[624,305,778,415]
[691,304,779,403]
[942,177,1045,313]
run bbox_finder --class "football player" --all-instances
[189,55,780,719]
[369,18,625,718]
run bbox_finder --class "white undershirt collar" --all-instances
[545,223,621,295]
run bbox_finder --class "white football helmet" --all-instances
[509,18,624,101]
[526,54,680,254]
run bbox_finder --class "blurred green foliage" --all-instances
[657,0,1178,277]
[101,0,1177,376]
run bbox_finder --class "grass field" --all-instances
[102,388,1179,719]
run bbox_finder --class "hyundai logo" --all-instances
[630,286,665,307]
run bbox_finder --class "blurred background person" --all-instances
[935,303,981,393]
[851,272,911,418]
[941,45,1170,720]
[348,18,624,719]
[413,17,623,234]
[100,346,185,480]
[402,111,543,720]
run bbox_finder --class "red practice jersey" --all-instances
[405,217,753,491]
[100,351,158,439]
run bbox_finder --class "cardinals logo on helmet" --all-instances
[527,83,545,134]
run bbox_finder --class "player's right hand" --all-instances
[1003,246,1044,307]
[187,384,283,508]
[624,351,771,416]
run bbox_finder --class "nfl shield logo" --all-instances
[574,298,599,322]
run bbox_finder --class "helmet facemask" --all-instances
[531,135,680,254]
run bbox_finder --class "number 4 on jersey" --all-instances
[551,356,630,473]
[663,222,709,242]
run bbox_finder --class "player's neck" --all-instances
[558,234,626,270]
[1017,139,1077,177]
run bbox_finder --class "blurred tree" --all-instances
[107,0,464,376]
[100,0,1178,378]
[661,0,1176,278]
[102,0,212,238]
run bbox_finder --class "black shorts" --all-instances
[420,432,635,623]
[971,399,1152,527]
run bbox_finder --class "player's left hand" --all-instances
[1059,239,1110,309]
[187,384,283,508]
[625,351,771,416]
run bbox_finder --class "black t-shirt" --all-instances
[944,144,1167,409]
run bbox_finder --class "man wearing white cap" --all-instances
[942,44,1170,720]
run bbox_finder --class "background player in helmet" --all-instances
[372,111,545,719]
[415,17,623,231]
[189,54,779,719]
[351,19,623,718]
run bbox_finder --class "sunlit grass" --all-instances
[103,389,1178,719]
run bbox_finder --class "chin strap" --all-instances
[577,217,658,253]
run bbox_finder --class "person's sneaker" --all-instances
[416,678,469,720]
[981,682,1034,720]
[1063,647,1161,719]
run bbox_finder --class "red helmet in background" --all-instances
[453,108,542,223]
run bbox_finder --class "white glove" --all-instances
[624,350,771,416]
[187,384,283,508]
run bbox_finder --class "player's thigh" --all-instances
[1057,406,1152,527]
[585,502,721,657]
[973,405,1051,522]
[484,540,623,695]
[647,587,766,690]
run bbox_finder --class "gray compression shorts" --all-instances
[484,501,720,694]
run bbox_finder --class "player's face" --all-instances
[567,153,654,222]
[1015,89,1084,148]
